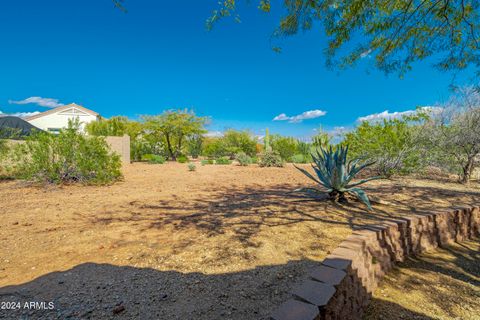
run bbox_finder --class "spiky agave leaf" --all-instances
[295,145,380,209]
[346,187,372,209]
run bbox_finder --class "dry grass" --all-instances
[0,162,478,319]
[364,239,480,320]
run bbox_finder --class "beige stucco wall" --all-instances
[105,135,130,163]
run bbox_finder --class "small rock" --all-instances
[112,305,125,315]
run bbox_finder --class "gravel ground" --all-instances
[364,239,480,320]
[1,163,479,319]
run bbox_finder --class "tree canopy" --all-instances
[205,0,480,76]
[142,110,208,160]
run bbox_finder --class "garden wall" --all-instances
[270,206,480,320]
[105,135,130,163]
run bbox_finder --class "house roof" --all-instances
[25,103,99,121]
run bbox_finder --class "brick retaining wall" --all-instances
[270,206,480,320]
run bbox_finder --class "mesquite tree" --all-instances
[423,87,480,183]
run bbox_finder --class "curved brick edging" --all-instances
[270,206,480,320]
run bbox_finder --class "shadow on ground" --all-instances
[0,259,448,320]
[83,184,404,247]
[364,239,480,320]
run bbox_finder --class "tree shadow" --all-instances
[0,261,314,320]
[83,184,400,251]
[363,298,435,320]
[366,239,480,319]
[0,260,445,320]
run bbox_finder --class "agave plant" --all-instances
[295,145,380,209]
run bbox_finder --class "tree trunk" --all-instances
[176,135,184,159]
[165,133,175,161]
[460,156,475,184]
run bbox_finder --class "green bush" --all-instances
[235,152,252,166]
[343,117,423,177]
[201,159,215,165]
[141,154,165,164]
[271,135,298,160]
[291,154,309,164]
[187,134,203,159]
[15,120,122,185]
[215,156,232,165]
[188,163,196,171]
[177,155,188,163]
[258,150,283,167]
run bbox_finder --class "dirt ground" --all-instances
[364,239,480,320]
[0,162,479,319]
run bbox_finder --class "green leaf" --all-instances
[347,188,372,210]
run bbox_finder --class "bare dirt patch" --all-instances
[364,239,480,320]
[0,163,478,319]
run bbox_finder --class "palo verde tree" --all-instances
[343,113,427,177]
[142,110,208,161]
[204,0,480,76]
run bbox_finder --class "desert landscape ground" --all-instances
[365,239,480,320]
[1,162,479,319]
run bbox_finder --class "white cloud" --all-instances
[273,109,327,123]
[0,110,41,118]
[204,130,223,138]
[329,126,350,137]
[360,49,372,59]
[9,96,63,108]
[357,106,441,122]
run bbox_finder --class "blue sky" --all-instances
[0,0,474,138]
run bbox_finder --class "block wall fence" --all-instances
[105,135,130,163]
[270,206,480,320]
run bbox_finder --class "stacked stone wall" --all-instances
[271,206,480,320]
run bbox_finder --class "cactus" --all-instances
[264,128,271,152]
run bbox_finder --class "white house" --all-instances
[25,103,99,133]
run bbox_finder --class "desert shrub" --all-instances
[177,155,188,163]
[296,140,311,155]
[85,116,129,136]
[215,156,232,165]
[311,129,332,149]
[187,134,203,159]
[222,130,257,157]
[201,159,215,165]
[295,146,380,209]
[15,120,122,184]
[85,116,153,162]
[215,157,231,165]
[141,154,165,164]
[188,163,196,171]
[291,154,309,164]
[0,139,12,179]
[258,150,283,167]
[202,130,257,158]
[202,137,227,158]
[131,138,157,162]
[271,135,298,160]
[235,152,252,166]
[343,116,424,177]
